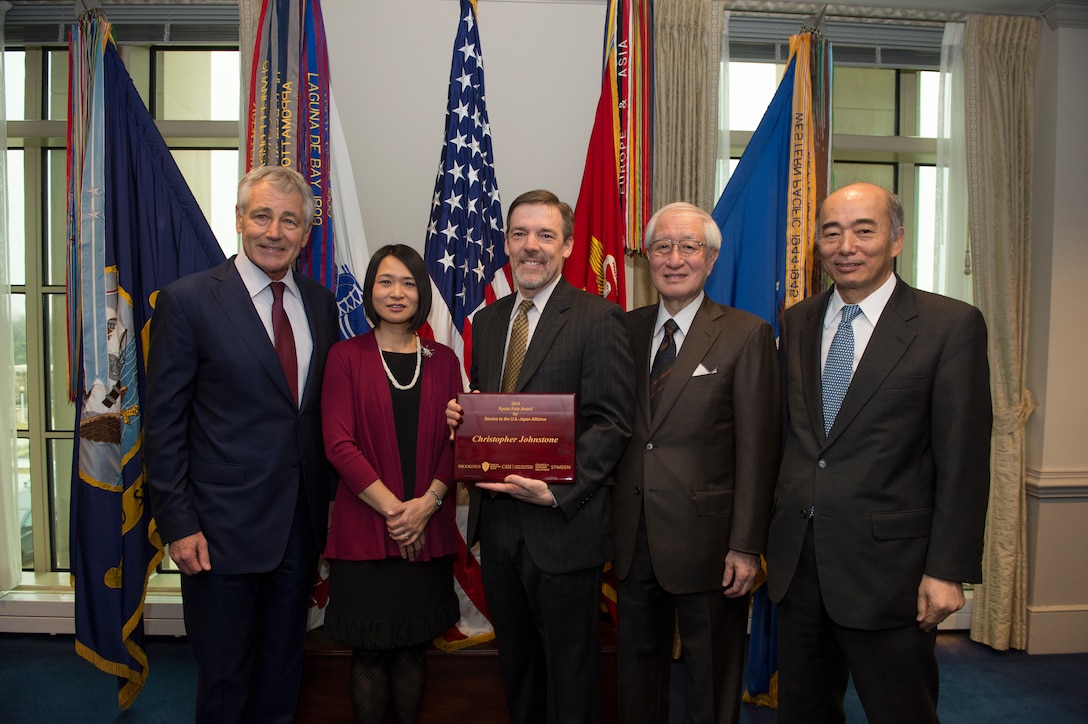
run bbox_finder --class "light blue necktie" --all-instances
[822,304,862,436]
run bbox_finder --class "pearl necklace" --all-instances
[377,332,421,391]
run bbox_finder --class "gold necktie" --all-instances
[501,299,534,393]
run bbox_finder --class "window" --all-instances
[5,44,239,583]
[721,17,944,292]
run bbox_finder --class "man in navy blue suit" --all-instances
[146,166,338,723]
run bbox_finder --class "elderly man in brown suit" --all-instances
[611,202,782,724]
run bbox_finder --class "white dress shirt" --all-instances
[820,274,897,373]
[650,292,704,369]
[235,251,314,406]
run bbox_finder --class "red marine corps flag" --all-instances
[567,0,654,309]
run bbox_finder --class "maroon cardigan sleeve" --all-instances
[322,335,384,496]
[322,334,463,561]
[414,342,464,557]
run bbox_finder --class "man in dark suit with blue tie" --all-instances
[448,189,633,724]
[145,166,338,723]
[767,183,992,723]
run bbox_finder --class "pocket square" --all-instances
[692,364,717,377]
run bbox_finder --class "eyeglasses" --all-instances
[648,238,706,257]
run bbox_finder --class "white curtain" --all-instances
[0,0,22,594]
[933,21,972,303]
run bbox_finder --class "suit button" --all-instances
[634,487,642,495]
[800,509,808,519]
[646,443,653,451]
[818,459,827,469]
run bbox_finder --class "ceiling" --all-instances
[5,0,1085,20]
[815,0,1073,16]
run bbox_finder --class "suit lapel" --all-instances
[650,299,722,433]
[482,294,515,391]
[825,280,919,445]
[297,276,328,412]
[514,280,572,391]
[629,306,656,429]
[801,288,832,442]
[211,259,296,406]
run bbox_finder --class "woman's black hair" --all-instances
[362,244,432,331]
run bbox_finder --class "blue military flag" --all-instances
[704,57,795,337]
[67,13,225,709]
[706,33,830,340]
[705,27,831,707]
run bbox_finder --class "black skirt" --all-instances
[323,555,459,650]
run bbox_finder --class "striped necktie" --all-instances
[649,319,679,413]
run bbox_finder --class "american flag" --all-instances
[424,0,510,651]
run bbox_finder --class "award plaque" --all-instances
[455,393,576,482]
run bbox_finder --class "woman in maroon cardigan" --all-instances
[321,244,462,723]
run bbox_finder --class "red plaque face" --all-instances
[455,393,576,482]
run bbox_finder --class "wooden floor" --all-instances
[297,616,618,723]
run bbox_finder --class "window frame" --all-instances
[5,42,238,595]
[721,59,939,290]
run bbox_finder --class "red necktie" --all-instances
[270,281,298,404]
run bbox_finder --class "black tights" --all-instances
[348,645,428,724]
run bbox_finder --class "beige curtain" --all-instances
[639,0,722,308]
[653,0,721,212]
[965,14,1040,652]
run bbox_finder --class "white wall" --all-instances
[1025,6,1088,655]
[323,0,606,253]
[1027,14,1088,472]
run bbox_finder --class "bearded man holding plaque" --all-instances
[447,189,633,724]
